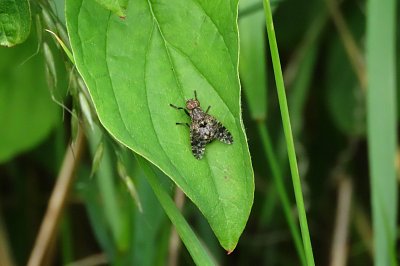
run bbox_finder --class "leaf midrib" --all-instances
[142,20,192,192]
[146,0,232,245]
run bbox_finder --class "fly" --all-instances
[170,91,233,160]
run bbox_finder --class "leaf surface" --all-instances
[93,0,128,17]
[0,28,61,162]
[0,0,31,46]
[66,0,254,250]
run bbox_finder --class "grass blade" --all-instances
[366,0,398,264]
[135,155,216,266]
[258,124,306,266]
[262,0,315,265]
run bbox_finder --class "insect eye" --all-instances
[186,99,199,110]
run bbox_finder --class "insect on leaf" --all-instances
[170,91,233,160]
[66,0,254,251]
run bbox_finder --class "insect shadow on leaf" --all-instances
[170,91,233,160]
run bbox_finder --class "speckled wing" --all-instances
[190,123,207,160]
[189,114,233,159]
[214,120,233,144]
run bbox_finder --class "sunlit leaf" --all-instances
[0,0,31,46]
[66,0,254,251]
[94,0,128,17]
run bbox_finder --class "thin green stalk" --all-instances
[135,155,216,266]
[60,214,73,264]
[259,183,278,225]
[258,124,306,266]
[88,138,129,252]
[366,0,398,264]
[45,29,75,64]
[95,145,129,251]
[262,0,315,265]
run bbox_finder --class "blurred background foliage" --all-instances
[0,0,399,265]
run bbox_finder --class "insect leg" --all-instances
[176,122,190,127]
[169,104,190,116]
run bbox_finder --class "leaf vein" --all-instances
[146,0,230,235]
[104,12,133,139]
[192,0,235,66]
[143,21,192,194]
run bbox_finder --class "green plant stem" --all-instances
[135,155,215,266]
[60,214,73,265]
[45,29,75,64]
[366,0,398,264]
[262,0,315,265]
[259,183,278,225]
[87,127,129,252]
[258,124,306,266]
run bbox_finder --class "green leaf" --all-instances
[88,127,131,253]
[0,0,31,46]
[80,127,135,262]
[78,169,118,259]
[239,0,267,121]
[130,160,169,266]
[0,27,61,162]
[366,0,398,264]
[136,154,216,266]
[94,0,128,17]
[66,0,254,251]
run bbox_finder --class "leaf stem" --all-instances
[262,0,315,265]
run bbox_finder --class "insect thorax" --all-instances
[190,108,206,121]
